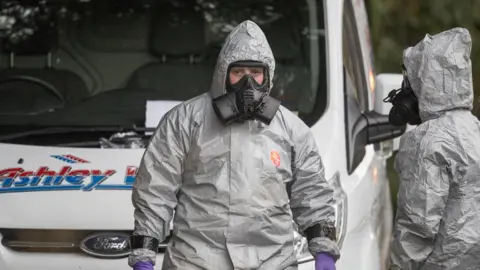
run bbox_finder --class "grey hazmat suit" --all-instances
[390,27,480,270]
[128,20,340,270]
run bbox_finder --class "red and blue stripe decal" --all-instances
[51,154,90,164]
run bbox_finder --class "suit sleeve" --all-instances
[289,126,340,260]
[128,107,190,266]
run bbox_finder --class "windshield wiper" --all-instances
[0,126,156,142]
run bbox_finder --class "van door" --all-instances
[340,0,391,268]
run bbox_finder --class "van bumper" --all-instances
[0,233,163,270]
[0,233,317,270]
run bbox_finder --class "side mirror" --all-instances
[352,111,406,147]
[348,108,406,172]
[374,73,403,115]
[373,73,413,151]
[349,73,408,162]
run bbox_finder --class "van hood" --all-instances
[0,143,143,230]
[0,131,339,231]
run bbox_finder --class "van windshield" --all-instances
[0,0,326,145]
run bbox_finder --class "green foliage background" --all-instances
[366,0,480,113]
[365,0,480,214]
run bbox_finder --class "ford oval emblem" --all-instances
[79,232,131,258]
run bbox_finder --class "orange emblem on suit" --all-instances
[270,150,281,167]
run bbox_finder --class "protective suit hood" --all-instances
[210,20,275,98]
[403,27,474,122]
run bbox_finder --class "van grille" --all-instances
[0,229,169,253]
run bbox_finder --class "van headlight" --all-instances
[330,172,348,248]
[294,172,348,263]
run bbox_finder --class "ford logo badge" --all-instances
[79,232,131,258]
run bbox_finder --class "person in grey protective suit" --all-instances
[127,20,340,270]
[387,27,480,270]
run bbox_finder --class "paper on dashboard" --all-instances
[145,100,182,131]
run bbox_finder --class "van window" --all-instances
[343,0,369,173]
[0,0,327,145]
[342,3,368,112]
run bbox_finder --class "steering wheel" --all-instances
[0,75,66,115]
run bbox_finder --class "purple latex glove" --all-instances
[133,262,153,270]
[315,252,336,270]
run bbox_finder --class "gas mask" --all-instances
[212,61,280,125]
[383,65,421,126]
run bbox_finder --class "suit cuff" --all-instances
[308,237,341,261]
[128,248,157,267]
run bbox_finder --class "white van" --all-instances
[0,0,404,269]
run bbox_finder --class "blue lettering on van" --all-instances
[0,166,138,193]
